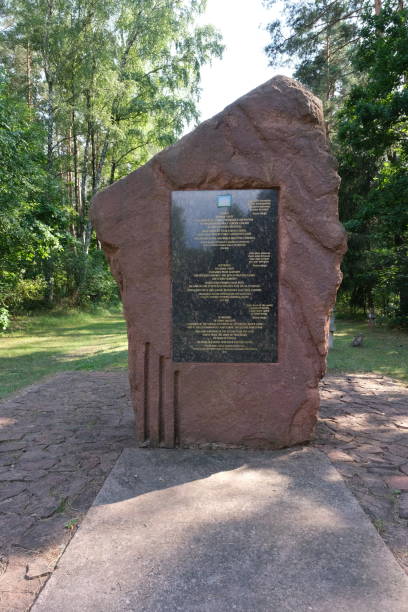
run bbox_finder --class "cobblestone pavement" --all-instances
[0,371,135,612]
[0,371,407,611]
[314,374,408,575]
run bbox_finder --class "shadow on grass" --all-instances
[0,348,128,398]
[327,320,408,383]
[12,321,127,338]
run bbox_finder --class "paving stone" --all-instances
[17,516,71,553]
[0,492,30,515]
[27,473,71,497]
[333,463,361,478]
[0,482,27,500]
[100,451,120,472]
[22,433,56,445]
[0,453,20,467]
[385,444,408,459]
[361,474,391,497]
[353,443,384,455]
[52,463,78,473]
[356,492,395,521]
[28,496,61,519]
[0,515,35,544]
[325,449,354,462]
[25,556,56,579]
[0,371,135,610]
[0,471,27,481]
[0,591,37,612]
[0,431,23,442]
[64,475,90,499]
[0,469,48,482]
[400,463,408,476]
[395,418,408,429]
[0,440,27,452]
[43,444,71,457]
[386,475,408,491]
[18,449,51,462]
[383,453,407,465]
[19,458,57,471]
[1,370,407,611]
[80,455,100,470]
[399,493,408,520]
[367,465,399,474]
[70,483,102,513]
[33,448,408,612]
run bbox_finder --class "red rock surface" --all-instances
[91,76,347,449]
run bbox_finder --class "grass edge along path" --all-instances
[328,319,408,385]
[0,312,407,400]
[0,309,128,399]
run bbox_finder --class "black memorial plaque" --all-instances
[172,189,278,362]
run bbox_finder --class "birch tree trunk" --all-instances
[84,132,110,254]
[72,109,80,221]
[26,40,32,108]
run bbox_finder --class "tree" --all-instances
[264,0,364,127]
[264,0,408,321]
[0,71,62,313]
[336,1,408,319]
[0,0,223,308]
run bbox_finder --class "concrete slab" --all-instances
[33,448,408,612]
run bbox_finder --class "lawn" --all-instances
[0,309,128,398]
[328,319,408,384]
[0,311,407,400]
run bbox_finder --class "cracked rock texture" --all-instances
[91,75,347,449]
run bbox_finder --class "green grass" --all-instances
[0,308,128,398]
[328,319,408,384]
[0,311,407,400]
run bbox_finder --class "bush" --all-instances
[0,307,10,331]
[0,273,46,312]
[52,246,120,307]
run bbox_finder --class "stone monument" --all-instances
[91,76,346,449]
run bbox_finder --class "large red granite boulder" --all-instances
[91,75,347,449]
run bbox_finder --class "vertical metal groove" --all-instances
[158,355,164,444]
[174,370,180,446]
[143,342,150,441]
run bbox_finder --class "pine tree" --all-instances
[264,0,364,127]
[337,0,408,319]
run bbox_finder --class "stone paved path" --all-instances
[0,371,407,611]
[315,374,408,575]
[0,372,135,612]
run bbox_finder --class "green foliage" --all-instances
[1,276,46,310]
[0,307,10,331]
[0,1,222,313]
[327,318,408,381]
[64,518,79,530]
[336,2,408,320]
[0,71,62,311]
[265,1,408,322]
[52,246,120,306]
[264,0,363,124]
[0,308,127,397]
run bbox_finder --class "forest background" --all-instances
[0,0,407,329]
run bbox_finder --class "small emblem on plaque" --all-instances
[217,194,232,207]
